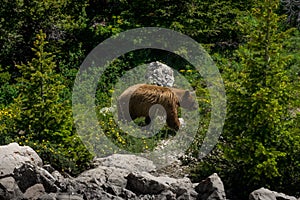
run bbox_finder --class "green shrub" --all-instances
[191,0,300,198]
[0,31,93,175]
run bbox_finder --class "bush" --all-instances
[0,31,93,175]
[190,0,300,198]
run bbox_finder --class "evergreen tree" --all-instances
[221,0,299,196]
[191,1,299,199]
[16,31,69,138]
[14,30,92,174]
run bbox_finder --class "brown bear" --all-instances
[117,84,197,131]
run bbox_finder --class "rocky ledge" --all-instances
[0,143,299,200]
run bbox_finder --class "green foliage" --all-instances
[0,103,21,142]
[0,0,89,80]
[97,113,160,154]
[0,66,18,107]
[83,0,256,58]
[0,0,299,194]
[0,31,93,175]
[15,31,67,135]
[192,0,300,198]
[285,29,300,96]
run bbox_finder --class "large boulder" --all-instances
[249,187,298,200]
[23,184,45,200]
[126,171,195,197]
[145,61,175,87]
[195,173,226,200]
[13,163,59,193]
[92,154,156,173]
[0,143,42,176]
[0,176,24,200]
[76,166,130,188]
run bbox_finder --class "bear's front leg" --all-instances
[145,116,151,125]
[166,111,180,131]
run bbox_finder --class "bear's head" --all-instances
[178,90,198,111]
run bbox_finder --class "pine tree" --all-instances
[16,30,69,138]
[14,30,92,174]
[221,0,299,195]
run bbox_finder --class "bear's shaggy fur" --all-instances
[117,84,197,131]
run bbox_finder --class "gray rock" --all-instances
[177,190,198,200]
[42,165,55,174]
[177,189,198,200]
[105,168,129,188]
[170,177,194,196]
[126,172,168,195]
[13,163,37,193]
[0,176,24,200]
[138,194,156,200]
[56,193,84,200]
[93,154,156,173]
[39,167,58,192]
[101,183,137,199]
[81,186,124,200]
[126,172,193,196]
[195,173,226,200]
[156,190,176,200]
[249,187,298,200]
[13,163,59,193]
[0,143,42,177]
[145,61,175,87]
[38,193,56,200]
[23,184,45,200]
[50,170,65,185]
[76,166,129,188]
[2,143,299,200]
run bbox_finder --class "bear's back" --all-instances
[128,84,178,115]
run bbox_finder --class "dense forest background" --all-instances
[0,0,299,199]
